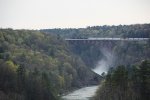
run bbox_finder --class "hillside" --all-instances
[0,29,101,100]
[93,60,150,100]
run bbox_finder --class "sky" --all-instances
[0,0,150,29]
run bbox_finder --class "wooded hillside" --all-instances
[0,29,101,100]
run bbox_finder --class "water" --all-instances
[61,86,99,100]
[62,47,113,100]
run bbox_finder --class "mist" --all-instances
[92,48,115,75]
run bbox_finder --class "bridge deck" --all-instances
[65,38,149,41]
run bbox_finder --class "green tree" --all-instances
[17,64,26,92]
[138,60,150,100]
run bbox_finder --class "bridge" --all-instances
[65,38,150,50]
[65,38,149,44]
[65,37,150,68]
[65,38,149,41]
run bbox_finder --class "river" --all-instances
[61,85,99,100]
[61,50,108,100]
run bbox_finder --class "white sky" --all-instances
[0,0,150,29]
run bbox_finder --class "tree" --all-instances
[138,60,150,100]
[17,64,26,92]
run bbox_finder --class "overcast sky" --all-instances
[0,0,150,29]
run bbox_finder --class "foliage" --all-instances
[0,29,101,100]
[94,60,150,100]
[41,24,150,38]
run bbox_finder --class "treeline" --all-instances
[94,60,150,100]
[41,24,150,38]
[0,29,101,100]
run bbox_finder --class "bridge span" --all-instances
[65,38,150,54]
[65,38,149,41]
[65,38,150,47]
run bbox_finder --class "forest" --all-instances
[94,60,150,100]
[0,29,101,100]
[41,24,150,38]
[42,24,150,100]
[0,24,150,100]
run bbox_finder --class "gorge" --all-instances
[0,24,150,100]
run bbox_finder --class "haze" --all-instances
[0,0,150,29]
